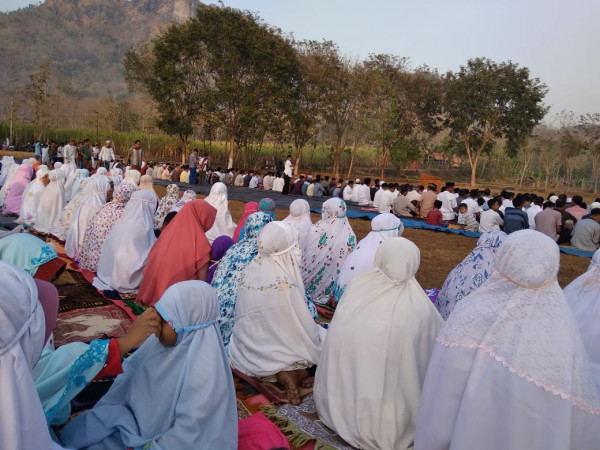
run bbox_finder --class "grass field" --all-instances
[153,185,590,290]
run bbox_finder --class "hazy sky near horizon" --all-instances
[4,0,599,118]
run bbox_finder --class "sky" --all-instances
[4,0,600,118]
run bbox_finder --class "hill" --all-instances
[0,0,200,98]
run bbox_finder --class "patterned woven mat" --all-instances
[54,304,133,347]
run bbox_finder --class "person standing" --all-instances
[99,140,115,171]
[91,143,100,170]
[189,149,198,184]
[283,154,293,195]
[198,153,209,185]
[34,140,42,161]
[80,139,92,169]
[128,140,144,171]
[63,139,77,165]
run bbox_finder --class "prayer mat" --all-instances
[237,399,253,420]
[57,272,111,313]
[47,236,79,271]
[232,369,313,405]
[315,304,335,322]
[34,256,67,282]
[54,304,132,348]
[262,396,355,450]
[80,269,147,320]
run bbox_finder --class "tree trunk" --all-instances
[346,137,359,180]
[379,145,389,180]
[294,145,304,177]
[332,141,345,179]
[228,134,235,169]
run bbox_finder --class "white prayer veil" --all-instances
[315,238,443,450]
[333,213,403,303]
[204,182,236,244]
[415,229,600,450]
[34,170,66,234]
[0,261,56,450]
[229,221,326,380]
[123,169,141,186]
[564,248,600,390]
[282,199,312,252]
[93,190,157,294]
[65,177,110,260]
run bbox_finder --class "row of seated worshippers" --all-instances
[2,161,600,448]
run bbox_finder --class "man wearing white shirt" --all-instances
[99,140,115,170]
[351,178,361,203]
[63,139,77,165]
[342,181,354,201]
[479,198,504,232]
[283,155,293,195]
[358,178,372,206]
[249,173,260,189]
[272,173,284,192]
[378,185,395,213]
[526,195,543,230]
[463,189,482,217]
[406,185,423,203]
[437,183,458,221]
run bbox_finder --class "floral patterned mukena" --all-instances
[301,198,356,304]
[153,184,180,229]
[78,183,136,272]
[211,212,273,350]
[436,230,507,320]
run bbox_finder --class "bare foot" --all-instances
[301,376,314,388]
[276,371,301,405]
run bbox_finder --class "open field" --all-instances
[153,185,590,289]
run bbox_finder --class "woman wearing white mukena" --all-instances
[415,230,600,450]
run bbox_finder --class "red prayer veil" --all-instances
[232,201,259,242]
[137,199,217,306]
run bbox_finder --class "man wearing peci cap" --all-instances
[99,140,116,171]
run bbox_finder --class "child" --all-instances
[458,203,479,231]
[426,200,444,226]
[61,281,238,450]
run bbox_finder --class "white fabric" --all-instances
[378,190,394,214]
[138,174,158,200]
[351,183,361,202]
[357,184,371,205]
[284,159,293,177]
[34,171,66,234]
[18,166,48,226]
[99,145,115,162]
[203,182,236,244]
[272,176,284,193]
[63,144,76,164]
[61,281,237,449]
[342,185,353,201]
[527,204,542,229]
[63,168,88,202]
[372,188,383,209]
[437,190,457,221]
[229,222,326,380]
[282,199,313,252]
[65,177,110,260]
[0,156,15,186]
[334,213,403,300]
[415,230,600,450]
[301,198,356,304]
[93,190,157,294]
[478,209,503,232]
[60,163,76,189]
[0,163,19,207]
[564,249,600,390]
[123,169,141,187]
[0,261,59,450]
[315,238,443,450]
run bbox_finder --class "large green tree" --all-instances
[190,4,300,168]
[443,58,548,186]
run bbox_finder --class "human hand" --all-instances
[117,307,162,356]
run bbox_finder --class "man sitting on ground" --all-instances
[535,201,562,242]
[503,195,529,234]
[393,187,417,218]
[571,209,600,252]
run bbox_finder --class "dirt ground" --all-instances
[154,185,590,289]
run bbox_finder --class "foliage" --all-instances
[389,137,422,173]
[26,61,53,141]
[443,58,549,186]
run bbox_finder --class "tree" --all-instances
[579,113,600,193]
[362,55,442,179]
[190,4,300,168]
[124,22,212,157]
[285,40,333,176]
[27,61,53,141]
[558,129,585,192]
[389,137,422,173]
[443,58,548,186]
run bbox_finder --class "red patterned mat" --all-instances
[54,304,133,347]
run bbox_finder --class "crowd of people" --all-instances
[1,149,600,449]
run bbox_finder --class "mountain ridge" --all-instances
[0,0,201,98]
